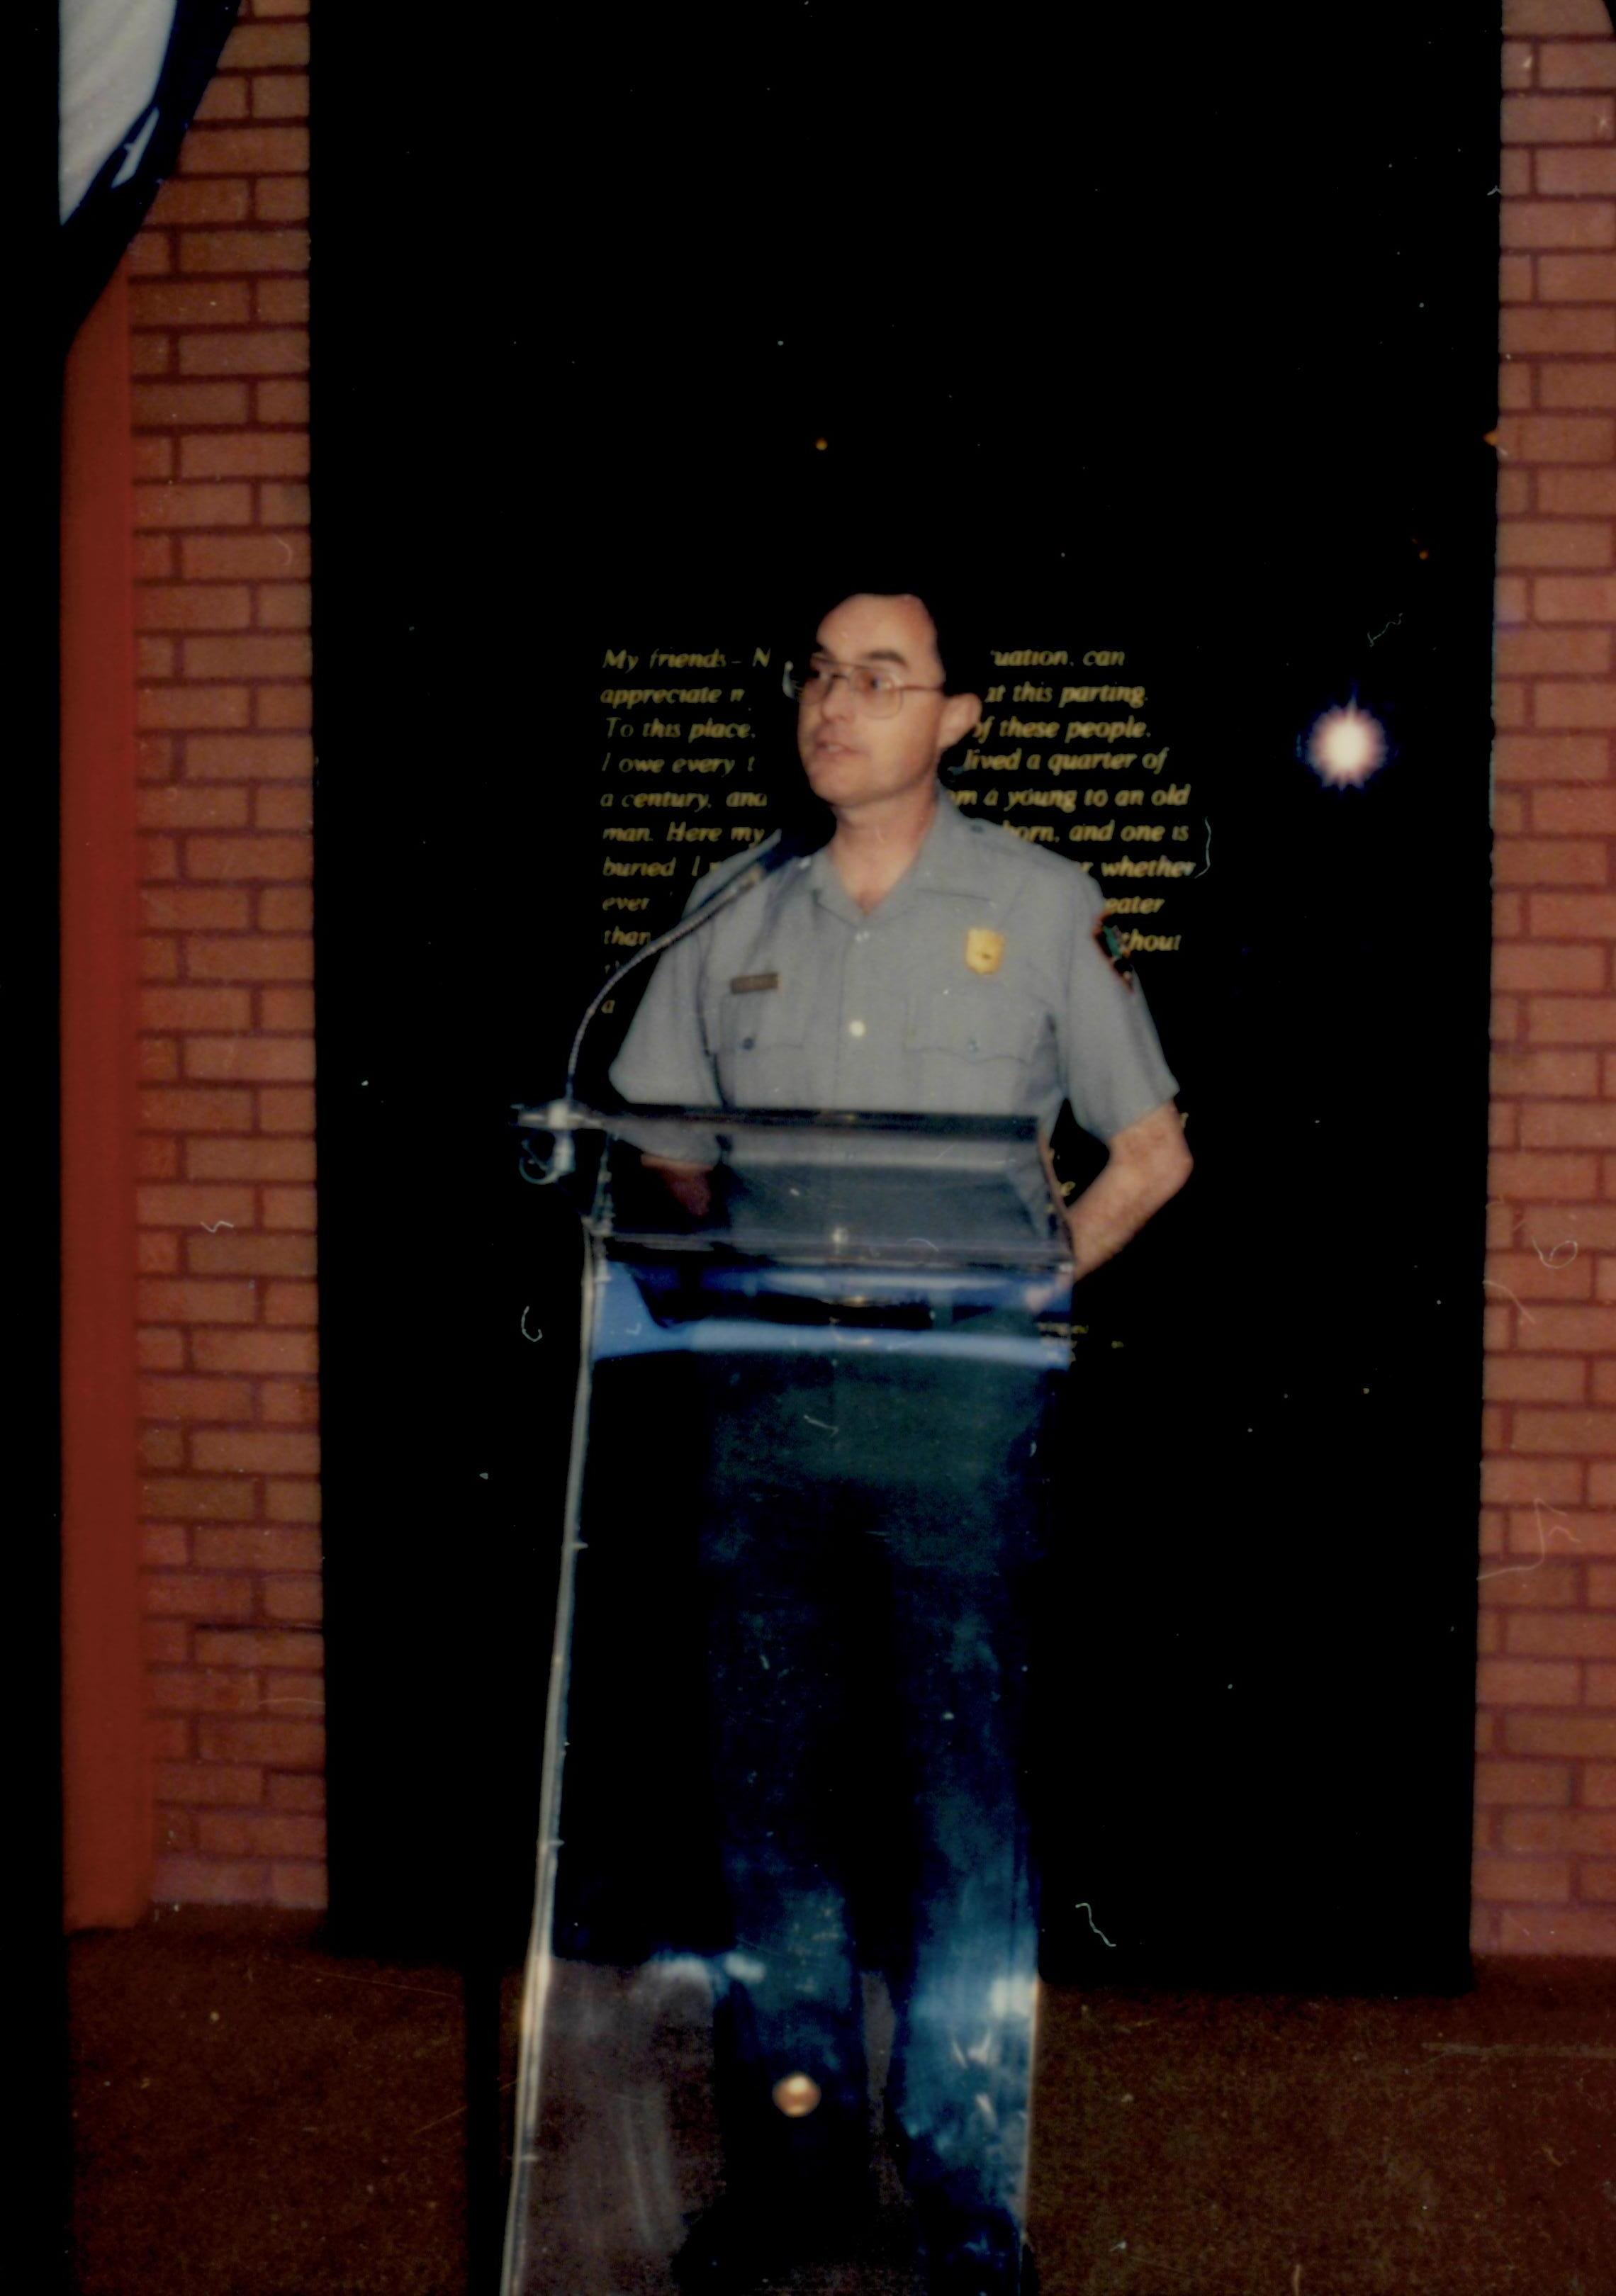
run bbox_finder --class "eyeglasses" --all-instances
[782,655,948,719]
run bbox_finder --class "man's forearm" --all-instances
[642,1154,714,1218]
[1065,1101,1191,1281]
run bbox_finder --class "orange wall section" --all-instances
[62,261,150,1930]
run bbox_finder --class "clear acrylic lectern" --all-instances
[502,1107,1074,2295]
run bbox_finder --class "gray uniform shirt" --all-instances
[610,794,1177,1143]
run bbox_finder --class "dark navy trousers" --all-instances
[694,1342,1050,2233]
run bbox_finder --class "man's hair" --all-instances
[790,570,992,707]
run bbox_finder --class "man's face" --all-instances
[796,592,980,819]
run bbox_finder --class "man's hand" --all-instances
[1065,1100,1191,1280]
[642,1154,714,1220]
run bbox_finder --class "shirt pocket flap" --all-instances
[714,980,809,1057]
[905,988,1042,1067]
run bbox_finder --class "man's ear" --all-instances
[938,689,982,756]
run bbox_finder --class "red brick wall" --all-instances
[1478,0,1616,1955]
[126,0,324,1910]
[103,9,1616,1945]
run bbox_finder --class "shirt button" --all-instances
[855,931,869,943]
[847,1019,867,1039]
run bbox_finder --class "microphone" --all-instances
[563,821,819,1105]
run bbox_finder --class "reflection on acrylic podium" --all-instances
[501,1109,1074,2295]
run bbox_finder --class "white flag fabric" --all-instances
[60,0,177,224]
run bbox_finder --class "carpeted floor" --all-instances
[67,1911,1615,2295]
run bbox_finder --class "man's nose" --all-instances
[821,670,857,722]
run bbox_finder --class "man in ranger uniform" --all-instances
[611,582,1191,2295]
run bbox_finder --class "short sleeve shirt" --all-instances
[610,794,1178,1143]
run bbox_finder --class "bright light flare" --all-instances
[1307,704,1387,787]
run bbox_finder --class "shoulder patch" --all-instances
[1093,911,1136,991]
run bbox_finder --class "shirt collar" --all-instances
[909,789,992,895]
[806,789,987,924]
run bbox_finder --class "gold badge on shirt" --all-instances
[965,928,1005,976]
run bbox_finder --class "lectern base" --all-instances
[517,1959,1037,2293]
